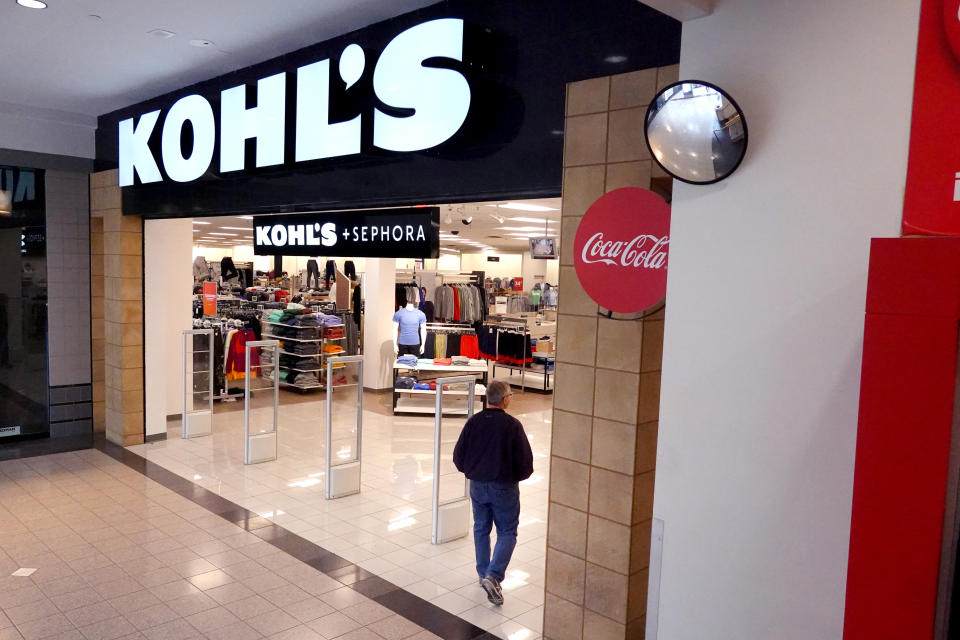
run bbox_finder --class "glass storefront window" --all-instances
[0,166,48,440]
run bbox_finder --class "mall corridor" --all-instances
[0,441,487,640]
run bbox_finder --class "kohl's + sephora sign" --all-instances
[118,18,471,187]
[254,208,439,258]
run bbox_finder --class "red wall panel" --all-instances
[845,238,960,639]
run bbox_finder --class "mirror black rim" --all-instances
[644,79,749,186]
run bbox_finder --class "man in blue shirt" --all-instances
[453,379,534,606]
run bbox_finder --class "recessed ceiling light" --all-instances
[218,226,251,231]
[148,28,176,39]
[193,221,211,225]
[604,55,629,64]
[190,39,216,48]
[208,232,237,236]
[16,0,46,8]
[238,216,254,220]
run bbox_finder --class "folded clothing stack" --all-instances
[317,314,343,327]
[417,359,434,367]
[322,345,345,354]
[413,383,431,390]
[451,356,470,366]
[395,376,416,389]
[323,326,345,339]
[468,359,486,367]
[428,381,451,391]
[293,372,319,386]
[433,358,452,366]
[396,354,418,367]
[286,343,319,356]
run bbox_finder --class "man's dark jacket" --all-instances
[453,408,534,483]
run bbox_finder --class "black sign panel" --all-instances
[97,0,680,219]
[254,208,439,258]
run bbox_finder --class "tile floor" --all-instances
[125,382,552,640]
[0,448,448,640]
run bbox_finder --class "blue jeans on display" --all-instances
[470,480,520,582]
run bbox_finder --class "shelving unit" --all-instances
[262,320,346,392]
[393,362,488,415]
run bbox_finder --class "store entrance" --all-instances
[137,198,560,634]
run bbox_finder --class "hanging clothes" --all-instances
[224,329,261,381]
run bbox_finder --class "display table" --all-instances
[393,362,488,415]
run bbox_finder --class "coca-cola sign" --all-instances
[573,187,670,314]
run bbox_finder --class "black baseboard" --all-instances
[144,433,168,443]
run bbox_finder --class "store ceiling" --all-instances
[190,198,562,254]
[0,0,435,117]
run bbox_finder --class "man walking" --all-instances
[453,379,534,606]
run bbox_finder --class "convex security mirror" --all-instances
[645,80,748,185]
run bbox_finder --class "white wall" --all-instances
[362,258,396,389]
[146,219,194,436]
[520,251,560,291]
[0,103,96,159]
[460,251,523,280]
[652,2,920,639]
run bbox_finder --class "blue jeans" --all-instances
[470,480,520,582]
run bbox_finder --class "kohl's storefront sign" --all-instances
[254,208,439,258]
[119,18,470,188]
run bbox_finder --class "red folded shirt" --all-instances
[433,358,452,366]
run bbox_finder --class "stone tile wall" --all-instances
[91,216,104,431]
[543,65,677,640]
[90,169,144,446]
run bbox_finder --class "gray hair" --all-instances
[486,379,511,406]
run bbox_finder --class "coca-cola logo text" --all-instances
[573,188,671,314]
[580,232,668,269]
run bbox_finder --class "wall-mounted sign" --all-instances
[97,0,681,218]
[487,256,500,262]
[903,0,960,235]
[0,426,21,438]
[574,187,670,314]
[254,207,439,258]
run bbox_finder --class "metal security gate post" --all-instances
[431,375,478,545]
[325,355,363,499]
[244,340,279,464]
[182,329,214,438]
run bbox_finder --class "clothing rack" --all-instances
[488,320,554,393]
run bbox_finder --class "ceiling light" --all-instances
[148,28,176,39]
[494,202,558,212]
[238,216,254,220]
[209,232,237,236]
[190,39,216,48]
[218,226,251,230]
[498,226,555,232]
[193,221,211,225]
[16,0,47,8]
[604,55,628,64]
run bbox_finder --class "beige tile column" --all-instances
[90,169,144,446]
[90,216,105,432]
[543,65,677,640]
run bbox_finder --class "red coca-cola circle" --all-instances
[945,0,960,63]
[573,187,670,314]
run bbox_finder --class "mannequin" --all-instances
[393,302,427,356]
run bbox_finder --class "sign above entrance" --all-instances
[574,188,670,314]
[118,18,471,188]
[253,207,439,258]
[96,0,681,218]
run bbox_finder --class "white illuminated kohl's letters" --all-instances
[118,18,472,187]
